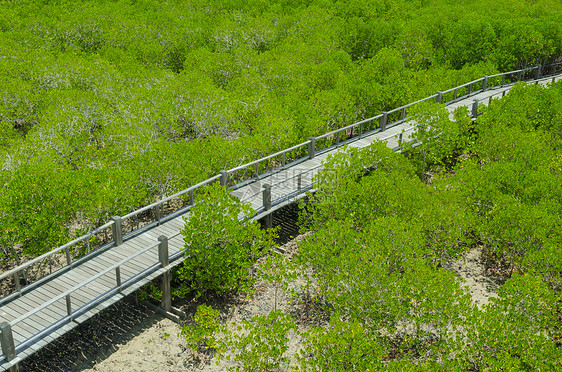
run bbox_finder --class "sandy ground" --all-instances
[80,316,192,372]
[452,246,500,309]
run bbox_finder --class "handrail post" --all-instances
[115,266,122,294]
[297,175,302,191]
[13,272,21,297]
[65,246,72,267]
[535,64,542,80]
[381,112,388,131]
[112,216,123,246]
[220,170,228,186]
[358,122,363,138]
[471,99,479,118]
[308,137,315,159]
[66,294,72,321]
[189,189,194,205]
[158,235,171,312]
[262,184,272,228]
[153,203,161,226]
[482,76,488,92]
[435,92,442,103]
[1,322,18,371]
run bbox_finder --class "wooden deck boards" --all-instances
[1,73,560,371]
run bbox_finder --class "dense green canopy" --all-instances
[0,0,561,258]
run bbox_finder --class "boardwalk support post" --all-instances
[381,112,388,131]
[1,322,18,371]
[220,170,228,186]
[263,184,272,229]
[471,99,479,119]
[158,236,171,312]
[308,137,315,159]
[482,76,488,92]
[112,216,123,247]
[435,92,442,103]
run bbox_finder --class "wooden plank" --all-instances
[73,293,125,325]
[41,277,102,306]
[61,269,111,297]
[167,236,184,251]
[127,234,159,250]
[86,255,145,287]
[78,258,138,282]
[110,241,157,268]
[41,281,93,301]
[3,294,62,327]
[166,218,186,230]
[65,265,118,290]
[1,306,37,341]
[93,247,148,273]
[16,287,67,316]
[152,223,181,238]
[81,250,144,277]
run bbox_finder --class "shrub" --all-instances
[175,183,274,298]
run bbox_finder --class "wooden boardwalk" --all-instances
[0,65,560,371]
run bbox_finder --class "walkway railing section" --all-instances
[1,62,561,313]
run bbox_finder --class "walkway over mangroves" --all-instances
[1,63,561,371]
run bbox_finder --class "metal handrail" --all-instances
[121,174,221,220]
[227,140,311,174]
[316,114,384,140]
[0,220,115,283]
[10,240,159,329]
[441,77,485,95]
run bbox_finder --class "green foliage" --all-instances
[180,303,223,352]
[465,273,562,370]
[298,317,386,371]
[219,311,297,371]
[0,0,560,267]
[288,82,562,368]
[138,282,162,302]
[175,183,274,298]
[405,104,476,170]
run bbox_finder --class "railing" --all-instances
[0,232,183,368]
[1,62,561,308]
[0,221,116,307]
